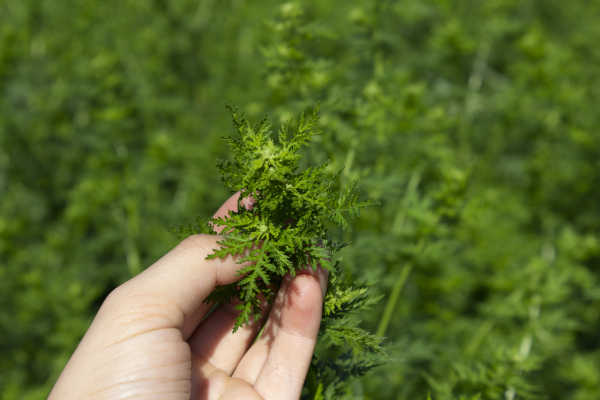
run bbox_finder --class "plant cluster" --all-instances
[189,108,385,397]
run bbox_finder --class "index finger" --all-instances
[111,192,252,339]
[212,191,255,233]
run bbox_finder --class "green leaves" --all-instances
[205,108,366,325]
[202,108,385,393]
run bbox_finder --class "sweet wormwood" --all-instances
[198,108,385,398]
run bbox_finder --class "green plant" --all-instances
[4,1,600,399]
[188,107,385,398]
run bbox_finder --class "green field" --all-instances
[2,1,600,398]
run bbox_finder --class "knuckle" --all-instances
[99,283,131,313]
[178,233,215,252]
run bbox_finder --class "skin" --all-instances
[49,192,328,400]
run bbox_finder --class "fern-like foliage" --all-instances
[199,107,385,397]
[304,260,387,399]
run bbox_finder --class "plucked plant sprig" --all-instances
[202,107,368,331]
[193,107,385,397]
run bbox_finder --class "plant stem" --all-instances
[376,264,412,338]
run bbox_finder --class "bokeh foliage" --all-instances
[2,0,600,399]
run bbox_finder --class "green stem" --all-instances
[376,264,412,338]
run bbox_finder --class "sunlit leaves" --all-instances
[204,109,369,332]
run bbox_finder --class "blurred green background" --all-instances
[2,0,600,399]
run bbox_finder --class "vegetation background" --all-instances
[2,0,600,398]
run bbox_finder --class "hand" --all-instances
[49,192,328,399]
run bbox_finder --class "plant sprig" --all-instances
[197,107,384,398]
[204,107,368,330]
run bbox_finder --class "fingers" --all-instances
[189,300,268,399]
[189,301,265,374]
[212,191,255,233]
[193,365,262,400]
[255,271,326,399]
[234,268,328,399]
[230,277,292,383]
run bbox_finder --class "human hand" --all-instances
[49,192,328,399]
